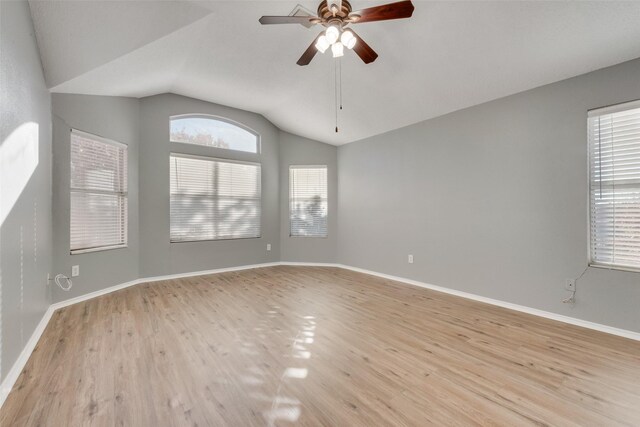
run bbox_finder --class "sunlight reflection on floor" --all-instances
[264,313,317,426]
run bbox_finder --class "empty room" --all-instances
[1,0,640,425]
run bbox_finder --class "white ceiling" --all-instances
[29,1,640,145]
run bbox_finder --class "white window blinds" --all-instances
[589,100,640,270]
[170,154,261,242]
[70,130,128,253]
[290,166,328,237]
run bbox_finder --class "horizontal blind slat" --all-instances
[589,104,640,269]
[289,166,328,237]
[70,132,128,252]
[169,155,261,241]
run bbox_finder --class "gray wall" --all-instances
[51,94,140,303]
[279,131,338,263]
[48,92,290,303]
[138,94,280,277]
[0,0,52,382]
[338,58,640,332]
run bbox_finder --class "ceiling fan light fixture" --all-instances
[325,25,340,44]
[260,0,415,66]
[331,41,344,58]
[315,35,330,53]
[340,30,356,49]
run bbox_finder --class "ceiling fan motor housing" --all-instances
[318,0,353,22]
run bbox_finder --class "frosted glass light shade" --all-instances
[340,30,356,49]
[315,35,330,53]
[331,42,344,58]
[325,26,339,44]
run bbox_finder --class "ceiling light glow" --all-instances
[325,26,340,44]
[331,41,344,58]
[340,30,356,49]
[315,35,330,53]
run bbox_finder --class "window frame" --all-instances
[169,114,261,154]
[289,165,329,239]
[70,129,128,255]
[169,152,262,243]
[587,99,640,273]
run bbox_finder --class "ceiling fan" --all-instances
[259,0,415,65]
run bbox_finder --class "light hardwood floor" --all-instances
[2,266,639,426]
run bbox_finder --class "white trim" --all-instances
[0,262,279,409]
[289,165,328,170]
[51,262,281,311]
[170,151,261,167]
[51,278,141,311]
[138,262,281,287]
[169,113,261,155]
[0,306,55,409]
[334,264,640,341]
[70,243,128,255]
[587,99,640,117]
[589,262,640,274]
[280,261,339,267]
[3,261,638,411]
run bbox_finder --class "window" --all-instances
[70,130,128,253]
[589,100,640,271]
[170,115,259,153]
[289,166,328,237]
[170,154,261,242]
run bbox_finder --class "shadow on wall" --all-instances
[170,196,260,240]
[0,121,40,381]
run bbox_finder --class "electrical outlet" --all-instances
[267,243,272,251]
[565,279,576,291]
[408,254,414,264]
[72,265,80,277]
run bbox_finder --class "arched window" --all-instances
[170,115,259,153]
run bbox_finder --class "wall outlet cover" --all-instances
[565,279,576,291]
[408,254,414,264]
[72,265,80,277]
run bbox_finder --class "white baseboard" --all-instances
[50,262,282,311]
[334,264,640,341]
[1,262,280,409]
[3,260,638,411]
[0,305,55,409]
[279,261,340,267]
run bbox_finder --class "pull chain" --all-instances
[339,57,343,111]
[334,59,339,133]
[334,58,344,133]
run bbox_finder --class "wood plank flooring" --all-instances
[1,266,639,426]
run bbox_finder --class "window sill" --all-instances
[71,244,128,255]
[170,236,261,243]
[589,262,640,274]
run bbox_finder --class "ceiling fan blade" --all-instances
[350,0,414,24]
[259,15,319,25]
[351,31,378,64]
[297,34,322,66]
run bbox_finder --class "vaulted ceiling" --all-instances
[29,1,640,145]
